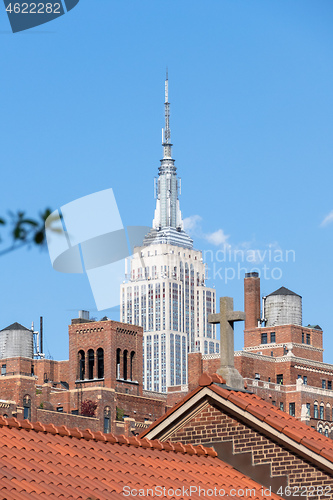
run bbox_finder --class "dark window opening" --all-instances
[123,350,128,380]
[130,351,135,381]
[314,404,318,418]
[270,332,276,343]
[320,405,324,420]
[255,373,260,380]
[322,380,326,389]
[261,333,267,344]
[88,349,94,380]
[289,403,295,417]
[302,332,305,343]
[328,381,332,390]
[78,350,85,380]
[116,348,121,379]
[1,364,6,376]
[23,395,31,420]
[280,402,284,411]
[104,406,111,433]
[31,365,34,376]
[306,333,311,345]
[97,348,104,379]
[57,407,63,412]
[303,376,307,385]
[277,374,283,385]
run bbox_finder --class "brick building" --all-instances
[0,317,169,434]
[141,372,333,500]
[186,273,333,436]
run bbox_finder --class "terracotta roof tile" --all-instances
[0,418,284,499]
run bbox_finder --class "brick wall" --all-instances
[244,274,261,330]
[170,404,332,498]
[35,359,69,385]
[244,325,323,359]
[68,320,143,395]
[116,392,167,423]
[36,408,100,432]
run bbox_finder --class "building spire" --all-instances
[162,69,172,159]
[143,72,193,249]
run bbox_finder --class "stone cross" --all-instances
[208,297,246,390]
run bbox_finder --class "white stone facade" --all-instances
[121,243,218,392]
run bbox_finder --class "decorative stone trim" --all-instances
[202,353,220,360]
[243,343,323,353]
[76,327,104,334]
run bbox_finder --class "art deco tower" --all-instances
[121,75,219,392]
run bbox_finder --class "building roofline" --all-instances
[140,373,333,473]
[0,415,217,457]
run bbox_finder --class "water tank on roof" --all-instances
[0,322,33,359]
[264,287,302,327]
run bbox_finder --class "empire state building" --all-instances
[120,75,219,392]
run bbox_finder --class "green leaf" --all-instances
[20,219,38,227]
[34,231,44,245]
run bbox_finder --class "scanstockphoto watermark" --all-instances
[203,245,296,283]
[122,485,273,497]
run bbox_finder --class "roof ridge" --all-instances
[209,383,333,460]
[0,416,217,458]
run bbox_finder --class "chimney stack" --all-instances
[244,272,261,330]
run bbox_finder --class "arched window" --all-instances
[116,348,121,379]
[320,403,324,420]
[97,348,104,379]
[104,406,111,434]
[314,402,318,419]
[78,350,85,380]
[23,395,31,420]
[123,350,128,380]
[130,351,135,381]
[88,349,94,380]
[326,403,331,421]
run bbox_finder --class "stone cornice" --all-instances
[243,343,323,353]
[235,350,333,373]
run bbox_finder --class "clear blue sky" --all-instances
[1,0,333,362]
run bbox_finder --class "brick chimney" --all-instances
[244,272,261,330]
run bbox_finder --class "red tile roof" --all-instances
[141,373,333,468]
[0,415,283,499]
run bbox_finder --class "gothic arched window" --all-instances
[78,350,85,380]
[97,348,104,379]
[88,349,94,380]
[130,351,135,381]
[104,406,111,434]
[116,348,121,379]
[23,395,31,420]
[123,350,128,380]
